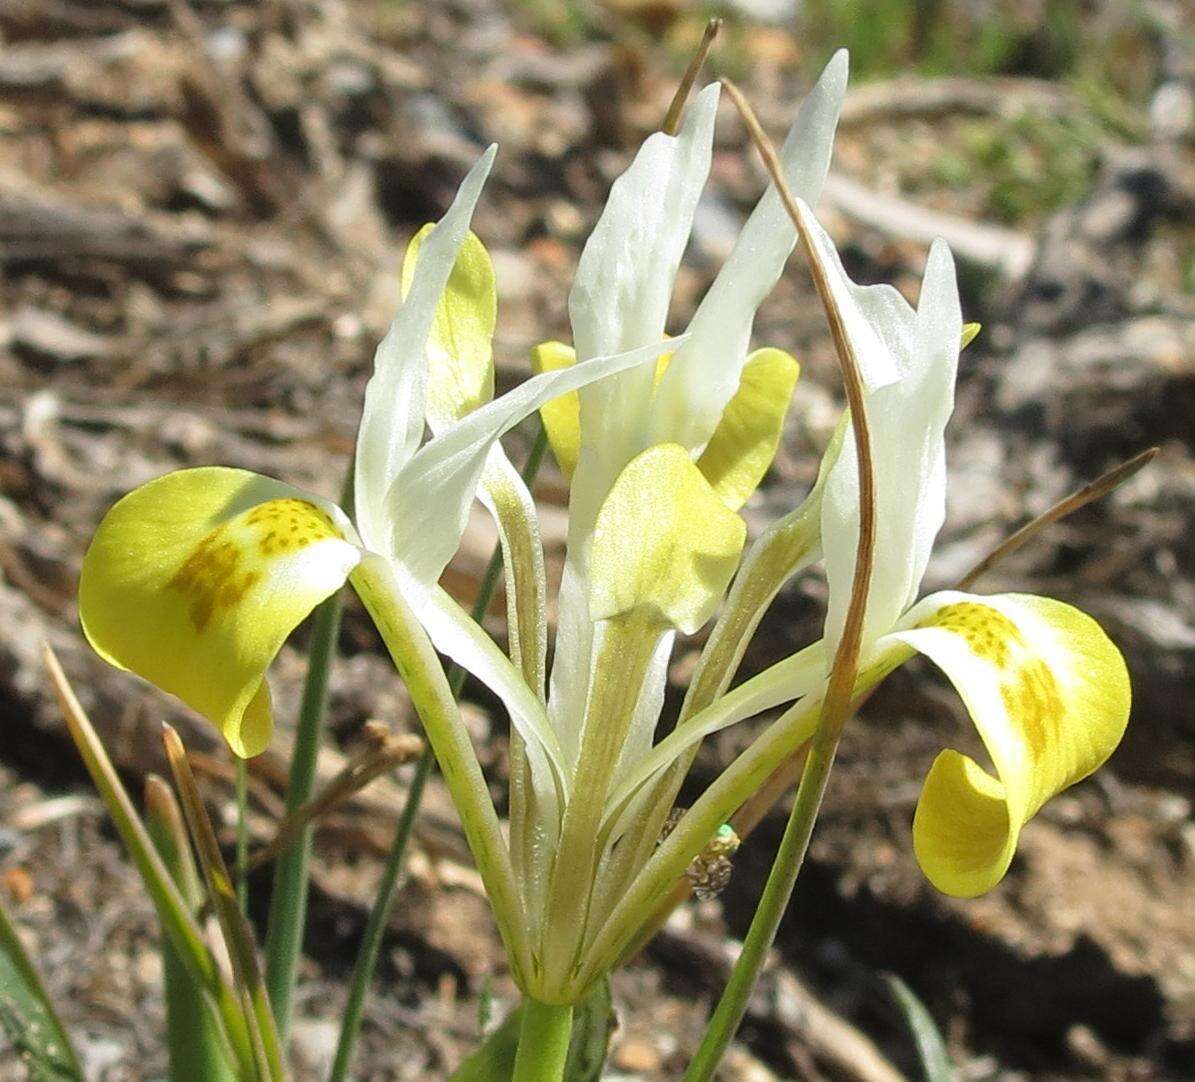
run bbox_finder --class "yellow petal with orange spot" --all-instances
[79,467,361,757]
[884,591,1130,897]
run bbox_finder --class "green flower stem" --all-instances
[263,471,354,1039]
[329,540,506,1082]
[353,556,530,963]
[512,998,574,1082]
[540,611,659,996]
[235,758,249,916]
[331,426,549,1080]
[262,577,346,1039]
[681,713,845,1081]
[328,745,434,1082]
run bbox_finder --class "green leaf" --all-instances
[161,724,285,1082]
[0,895,82,1080]
[144,776,238,1082]
[43,645,257,1076]
[449,1004,521,1082]
[563,980,614,1082]
[884,974,955,1082]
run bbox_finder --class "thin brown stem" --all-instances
[247,729,422,873]
[958,446,1158,589]
[682,82,878,1077]
[661,19,722,135]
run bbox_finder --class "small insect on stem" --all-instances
[660,809,742,901]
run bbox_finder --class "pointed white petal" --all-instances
[550,88,720,780]
[567,85,720,549]
[399,573,567,804]
[649,51,849,452]
[354,147,496,550]
[388,337,679,584]
[811,223,963,656]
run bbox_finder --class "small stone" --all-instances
[3,865,34,904]
[290,1018,340,1075]
[614,1036,661,1073]
[1150,81,1195,140]
[10,307,113,363]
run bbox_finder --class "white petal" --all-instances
[567,84,720,549]
[399,573,566,807]
[389,337,680,584]
[813,224,963,656]
[354,147,496,550]
[649,51,849,453]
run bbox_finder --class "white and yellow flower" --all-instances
[78,45,1132,1014]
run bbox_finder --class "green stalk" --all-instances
[683,78,877,1080]
[681,716,846,1080]
[331,427,549,1080]
[145,776,237,1082]
[512,999,573,1082]
[328,745,436,1082]
[235,758,249,916]
[0,891,84,1080]
[263,474,352,1038]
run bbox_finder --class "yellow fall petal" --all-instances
[588,444,746,634]
[887,591,1130,898]
[530,340,581,479]
[695,347,799,510]
[79,468,361,758]
[402,224,497,430]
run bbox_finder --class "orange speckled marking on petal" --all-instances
[927,601,1021,668]
[246,498,339,556]
[923,601,1062,757]
[169,498,339,631]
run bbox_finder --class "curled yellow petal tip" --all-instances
[79,467,360,758]
[894,591,1130,897]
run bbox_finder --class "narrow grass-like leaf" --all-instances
[0,894,82,1080]
[884,974,954,1082]
[145,776,238,1082]
[42,645,256,1075]
[563,979,614,1082]
[263,560,346,1038]
[162,723,285,1082]
[449,1004,520,1081]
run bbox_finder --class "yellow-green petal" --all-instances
[79,468,361,758]
[588,443,746,634]
[960,322,982,349]
[695,346,799,511]
[530,340,581,479]
[886,591,1131,898]
[402,224,497,431]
